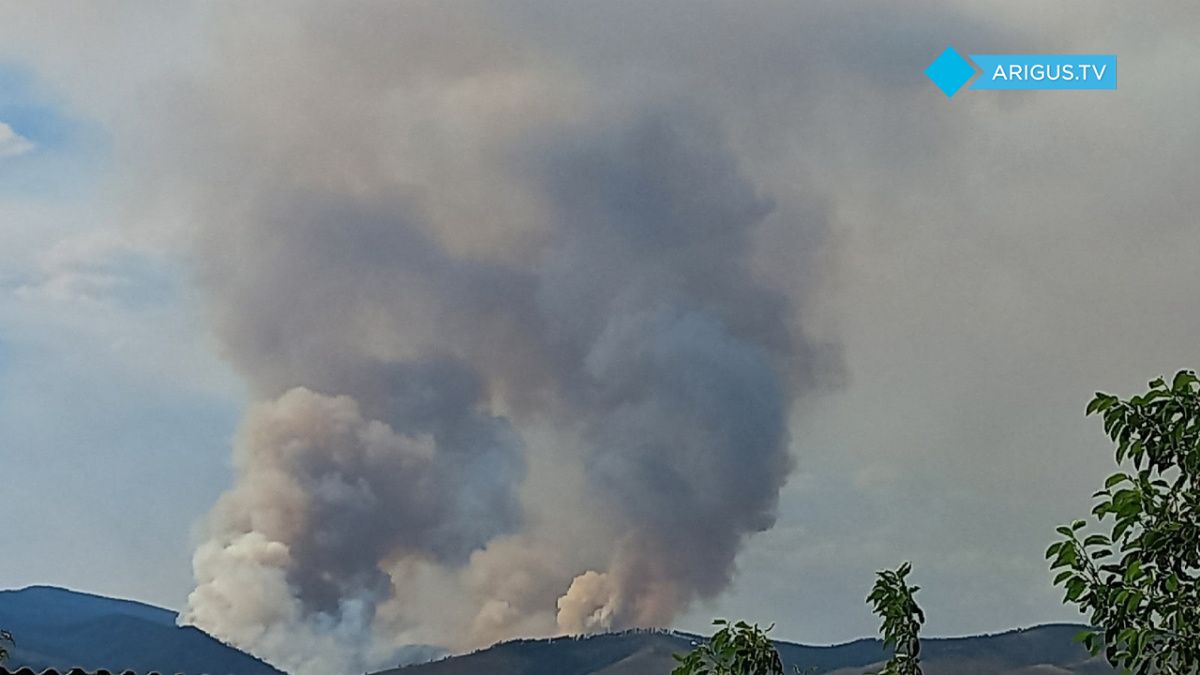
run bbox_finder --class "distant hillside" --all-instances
[0,586,1117,675]
[0,586,283,675]
[376,624,1115,675]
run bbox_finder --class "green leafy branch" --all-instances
[866,562,924,675]
[1048,370,1200,674]
[671,619,815,675]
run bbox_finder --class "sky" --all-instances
[0,1,1198,669]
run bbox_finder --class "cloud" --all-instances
[10,229,177,306]
[0,121,34,158]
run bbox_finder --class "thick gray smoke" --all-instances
[536,116,802,630]
[135,4,835,674]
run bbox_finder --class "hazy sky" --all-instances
[0,0,1197,656]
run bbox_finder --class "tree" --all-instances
[671,619,814,675]
[0,629,13,662]
[1047,370,1200,673]
[866,562,925,675]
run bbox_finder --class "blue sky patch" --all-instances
[0,62,109,198]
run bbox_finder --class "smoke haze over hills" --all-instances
[1,3,1199,675]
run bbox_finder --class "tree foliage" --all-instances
[671,619,813,675]
[1048,370,1200,674]
[0,629,13,663]
[866,562,925,675]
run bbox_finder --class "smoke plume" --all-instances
[130,4,836,673]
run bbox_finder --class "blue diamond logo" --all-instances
[925,46,977,98]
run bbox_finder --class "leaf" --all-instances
[1172,370,1196,392]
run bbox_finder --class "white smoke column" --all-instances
[120,4,836,672]
[186,387,523,673]
[556,571,617,632]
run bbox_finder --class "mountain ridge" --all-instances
[374,623,1114,675]
[0,586,283,675]
[0,586,1117,675]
